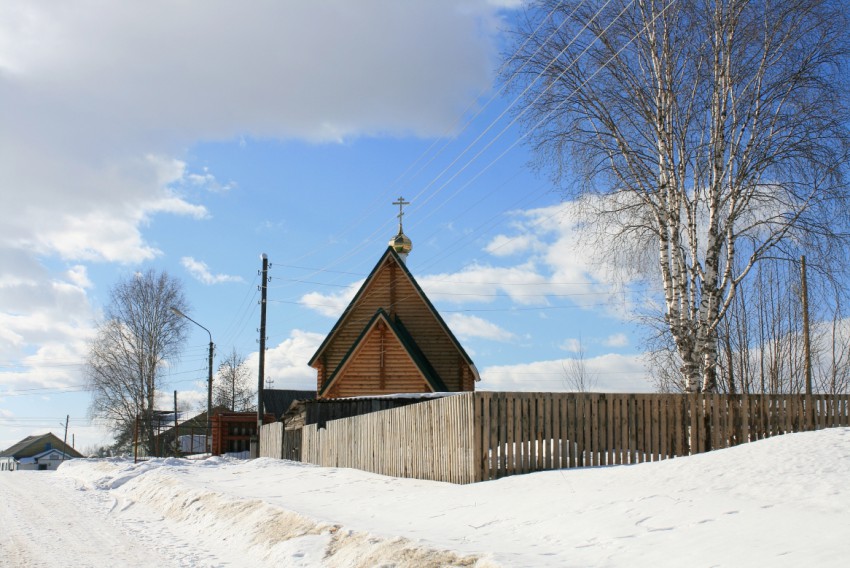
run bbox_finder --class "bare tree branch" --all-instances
[85,270,188,452]
[213,348,255,412]
[506,0,850,391]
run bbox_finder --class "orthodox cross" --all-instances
[392,196,410,232]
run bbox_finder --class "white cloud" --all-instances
[478,201,641,316]
[444,313,517,342]
[185,168,236,194]
[0,252,94,391]
[299,258,577,319]
[65,265,92,289]
[0,0,527,452]
[244,330,325,391]
[180,257,244,285]
[1,2,496,149]
[605,333,629,348]
[559,333,630,352]
[560,338,582,353]
[420,263,550,305]
[2,153,207,264]
[0,2,504,372]
[156,387,208,416]
[484,233,541,257]
[478,353,653,393]
[299,199,647,362]
[300,281,363,318]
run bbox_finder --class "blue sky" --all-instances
[0,1,653,451]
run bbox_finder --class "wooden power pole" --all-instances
[257,253,269,432]
[173,390,179,457]
[61,415,69,462]
[801,255,812,396]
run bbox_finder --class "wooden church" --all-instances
[309,198,479,399]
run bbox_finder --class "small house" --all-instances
[0,432,83,471]
[211,411,274,456]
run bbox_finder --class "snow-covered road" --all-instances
[1,471,161,567]
[0,470,232,567]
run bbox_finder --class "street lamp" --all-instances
[170,307,214,452]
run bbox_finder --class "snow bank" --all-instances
[57,428,850,567]
[59,457,490,567]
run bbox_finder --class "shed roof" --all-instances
[262,389,317,420]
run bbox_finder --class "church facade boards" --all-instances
[309,216,479,399]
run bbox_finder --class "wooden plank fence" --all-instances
[260,392,850,484]
[301,393,477,484]
[283,429,302,461]
[475,392,849,481]
[259,422,284,459]
[259,422,305,461]
[303,396,447,427]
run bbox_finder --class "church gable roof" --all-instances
[318,308,448,397]
[308,247,475,376]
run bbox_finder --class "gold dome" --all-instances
[389,196,412,257]
[389,231,412,255]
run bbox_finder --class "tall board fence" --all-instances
[301,393,477,484]
[303,396,442,427]
[258,422,303,461]
[260,392,850,484]
[474,392,848,480]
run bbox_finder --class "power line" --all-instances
[270,0,645,306]
[102,3,665,401]
[0,387,89,397]
[277,3,575,273]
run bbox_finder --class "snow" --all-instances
[2,428,849,567]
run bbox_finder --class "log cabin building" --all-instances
[309,198,479,399]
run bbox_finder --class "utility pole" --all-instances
[173,390,179,457]
[257,253,269,432]
[61,415,69,462]
[801,255,812,396]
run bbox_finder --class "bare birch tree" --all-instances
[213,348,255,412]
[817,313,850,395]
[507,0,850,391]
[561,336,598,391]
[86,270,188,452]
[714,258,850,394]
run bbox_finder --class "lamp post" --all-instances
[171,307,214,452]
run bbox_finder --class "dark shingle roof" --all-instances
[262,389,317,420]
